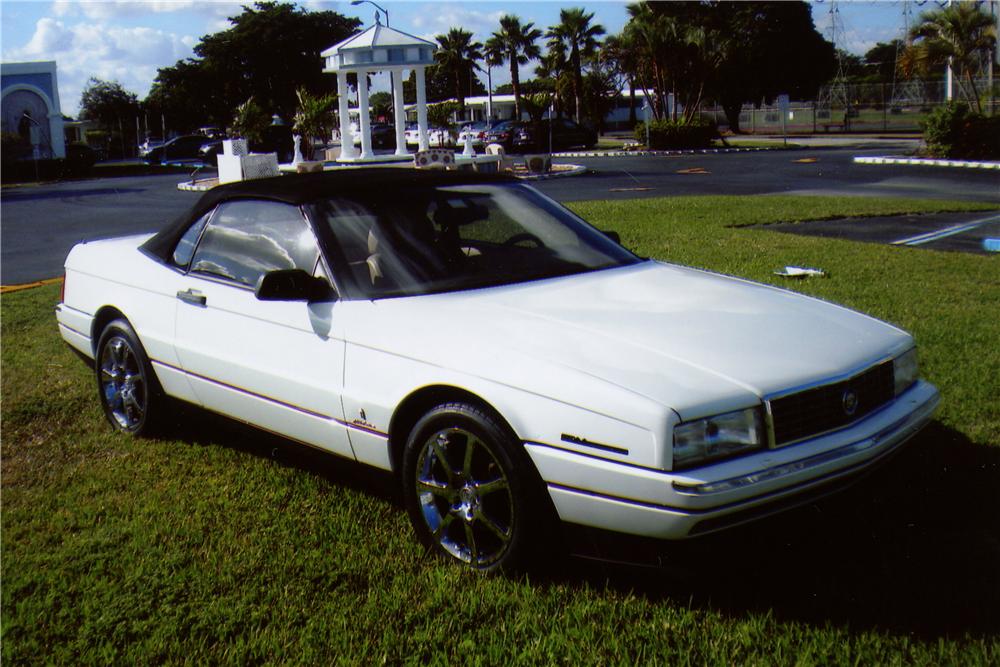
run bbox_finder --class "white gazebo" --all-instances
[321,19,436,161]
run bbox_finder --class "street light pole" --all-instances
[350,0,388,26]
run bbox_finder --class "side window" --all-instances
[172,211,211,268]
[189,200,319,288]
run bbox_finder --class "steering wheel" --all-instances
[503,233,546,248]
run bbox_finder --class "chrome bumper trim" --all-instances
[672,388,939,496]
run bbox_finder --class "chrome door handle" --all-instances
[176,289,207,306]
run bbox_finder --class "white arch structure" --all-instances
[1,61,66,159]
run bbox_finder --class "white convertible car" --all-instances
[56,169,939,571]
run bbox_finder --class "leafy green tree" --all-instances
[368,91,392,121]
[79,78,139,130]
[545,8,605,123]
[709,1,836,132]
[146,2,360,130]
[863,40,904,83]
[434,28,484,118]
[485,15,543,119]
[902,2,997,112]
[79,78,140,157]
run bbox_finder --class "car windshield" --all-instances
[309,182,639,299]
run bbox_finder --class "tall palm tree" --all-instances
[545,8,605,123]
[603,31,640,124]
[434,28,484,118]
[485,15,542,120]
[902,2,997,112]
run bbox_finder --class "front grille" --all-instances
[768,361,895,446]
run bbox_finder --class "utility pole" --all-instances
[945,0,954,102]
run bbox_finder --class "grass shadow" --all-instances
[157,401,400,507]
[550,422,1000,639]
[154,403,998,639]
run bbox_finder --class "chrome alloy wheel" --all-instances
[99,335,146,430]
[414,427,514,567]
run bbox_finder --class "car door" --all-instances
[172,199,354,459]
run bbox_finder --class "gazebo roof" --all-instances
[321,24,435,57]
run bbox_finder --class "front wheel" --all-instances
[95,319,163,436]
[402,402,551,572]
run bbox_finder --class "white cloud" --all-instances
[3,17,198,115]
[410,6,505,41]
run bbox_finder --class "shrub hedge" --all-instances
[921,102,1000,160]
[634,116,718,150]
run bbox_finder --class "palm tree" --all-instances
[434,28,484,118]
[902,2,997,113]
[485,15,542,120]
[292,88,336,160]
[545,8,605,123]
[603,31,640,125]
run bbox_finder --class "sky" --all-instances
[1,0,911,117]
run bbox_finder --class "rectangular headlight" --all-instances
[672,407,764,470]
[893,347,919,396]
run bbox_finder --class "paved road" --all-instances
[539,148,1000,202]
[2,146,997,284]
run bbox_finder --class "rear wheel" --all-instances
[402,402,551,572]
[95,319,163,436]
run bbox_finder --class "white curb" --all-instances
[853,156,1000,170]
[553,146,793,158]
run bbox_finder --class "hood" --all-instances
[350,261,913,420]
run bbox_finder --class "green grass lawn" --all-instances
[3,195,998,664]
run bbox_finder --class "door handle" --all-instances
[176,289,207,306]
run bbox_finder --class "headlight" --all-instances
[893,347,919,396]
[672,407,765,469]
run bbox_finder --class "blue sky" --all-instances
[1,1,909,116]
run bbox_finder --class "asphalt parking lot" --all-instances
[766,211,1000,255]
[2,145,997,285]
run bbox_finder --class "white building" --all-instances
[1,61,66,159]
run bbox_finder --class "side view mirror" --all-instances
[255,269,335,302]
[603,230,621,244]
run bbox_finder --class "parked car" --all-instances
[56,169,938,572]
[457,121,491,148]
[513,118,598,152]
[483,120,524,152]
[143,135,213,164]
[138,137,164,158]
[404,124,455,148]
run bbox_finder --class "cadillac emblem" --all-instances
[842,388,859,416]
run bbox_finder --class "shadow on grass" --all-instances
[160,402,400,506]
[159,408,998,639]
[555,422,1000,639]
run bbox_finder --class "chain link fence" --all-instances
[703,79,999,134]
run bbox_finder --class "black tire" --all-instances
[402,402,552,572]
[95,319,164,436]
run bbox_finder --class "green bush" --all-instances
[634,116,718,150]
[921,102,1000,160]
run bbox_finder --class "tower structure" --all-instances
[816,0,850,118]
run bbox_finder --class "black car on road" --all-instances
[513,118,597,153]
[143,135,214,164]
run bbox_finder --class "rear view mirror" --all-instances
[603,230,621,244]
[255,269,334,302]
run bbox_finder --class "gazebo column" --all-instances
[415,66,430,152]
[358,70,374,160]
[392,70,408,157]
[336,72,357,160]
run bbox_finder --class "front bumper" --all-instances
[525,380,939,539]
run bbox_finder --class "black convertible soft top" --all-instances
[140,167,517,263]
